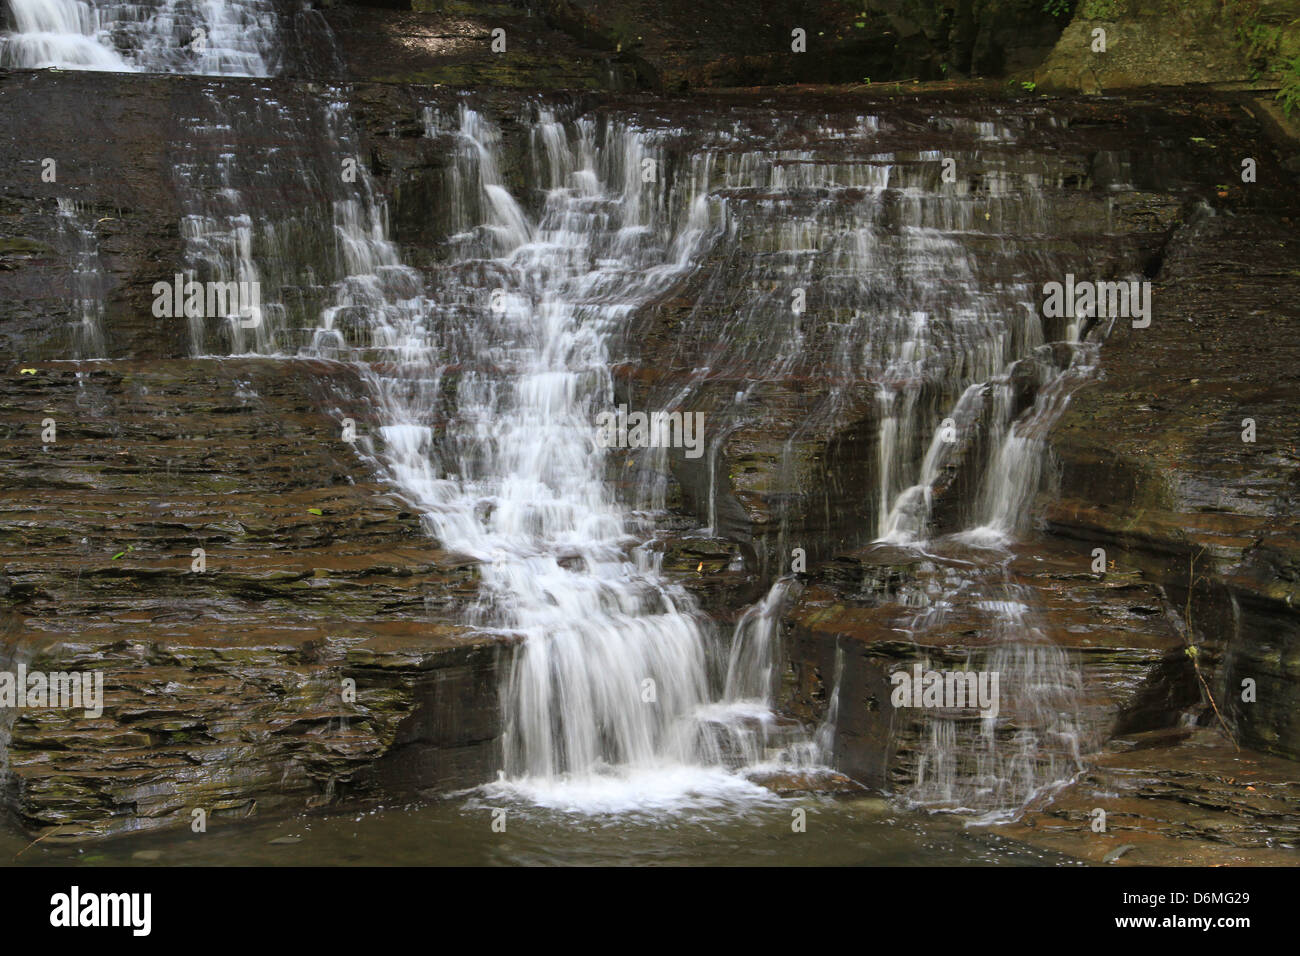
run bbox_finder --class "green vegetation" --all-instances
[1080,0,1123,18]
[1042,0,1074,16]
[1280,56,1300,114]
[1228,1,1300,114]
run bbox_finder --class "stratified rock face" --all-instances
[0,65,573,839]
[620,93,1198,578]
[782,541,1197,794]
[999,726,1300,865]
[616,91,1300,799]
[2,13,1298,849]
[0,358,505,840]
[1045,177,1300,760]
[0,73,186,361]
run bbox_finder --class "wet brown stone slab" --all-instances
[781,536,1196,795]
[0,357,503,841]
[997,728,1300,866]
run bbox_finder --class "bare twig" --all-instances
[1180,547,1239,751]
[14,825,64,859]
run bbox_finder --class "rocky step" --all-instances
[997,727,1300,865]
[781,535,1195,796]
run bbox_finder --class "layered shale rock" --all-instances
[0,359,505,840]
[1044,162,1300,760]
[780,540,1197,792]
[2,44,1298,858]
[1000,726,1300,865]
[620,92,1202,577]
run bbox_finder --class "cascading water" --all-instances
[7,0,282,364]
[12,0,1107,821]
[55,197,108,358]
[163,81,831,810]
[612,110,1106,817]
[1,0,278,74]
[375,107,827,810]
[889,569,1087,818]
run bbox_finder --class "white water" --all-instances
[15,0,1104,818]
[1,0,277,75]
[198,103,829,810]
[900,588,1085,818]
[56,197,108,357]
[876,341,1097,815]
[394,109,833,807]
[618,114,1099,814]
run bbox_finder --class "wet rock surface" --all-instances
[998,727,1300,866]
[0,359,505,840]
[1044,163,1300,761]
[621,91,1227,574]
[780,539,1195,795]
[621,89,1300,857]
[1,40,1298,860]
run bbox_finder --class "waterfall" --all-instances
[0,0,131,70]
[900,586,1085,818]
[961,346,1097,544]
[1,0,278,75]
[8,0,283,362]
[169,85,827,808]
[55,197,108,358]
[384,108,828,809]
[13,0,1107,819]
[876,343,1096,816]
[612,111,1098,816]
[723,578,793,703]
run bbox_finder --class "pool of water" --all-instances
[3,791,1080,866]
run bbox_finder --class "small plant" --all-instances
[1229,5,1300,115]
[1041,0,1074,16]
[1278,55,1300,116]
[1021,80,1038,92]
[1080,0,1121,18]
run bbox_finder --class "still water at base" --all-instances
[6,793,1078,866]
